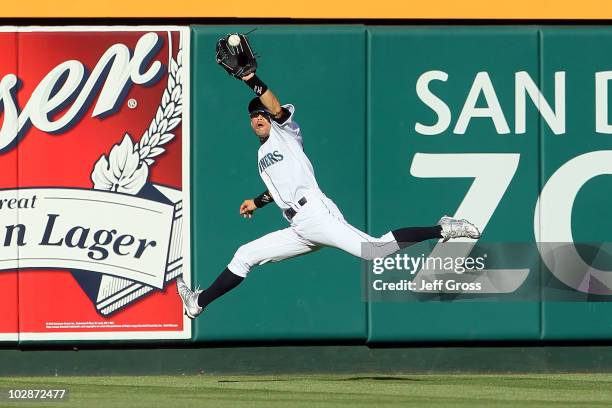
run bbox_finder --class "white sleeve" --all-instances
[271,104,303,146]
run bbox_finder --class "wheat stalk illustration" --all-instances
[91,32,184,195]
[135,47,183,166]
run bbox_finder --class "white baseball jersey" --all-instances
[257,104,321,213]
[227,103,399,278]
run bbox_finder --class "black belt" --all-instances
[284,197,308,220]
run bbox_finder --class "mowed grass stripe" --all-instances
[0,374,610,408]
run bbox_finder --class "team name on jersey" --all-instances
[258,150,284,173]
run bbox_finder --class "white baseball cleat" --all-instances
[438,215,481,242]
[176,276,203,319]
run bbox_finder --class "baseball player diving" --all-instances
[177,33,481,319]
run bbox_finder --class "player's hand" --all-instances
[215,33,258,79]
[239,199,257,219]
[241,73,255,81]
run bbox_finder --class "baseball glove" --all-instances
[215,33,258,79]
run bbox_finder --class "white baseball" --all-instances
[228,34,241,47]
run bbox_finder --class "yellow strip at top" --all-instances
[4,0,612,19]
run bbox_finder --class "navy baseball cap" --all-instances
[248,97,269,115]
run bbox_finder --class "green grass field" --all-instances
[0,374,611,407]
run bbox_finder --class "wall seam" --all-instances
[364,26,371,345]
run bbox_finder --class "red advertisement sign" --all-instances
[0,30,18,341]
[0,27,191,341]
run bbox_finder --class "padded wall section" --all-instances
[191,26,367,341]
[367,28,541,342]
[540,28,612,340]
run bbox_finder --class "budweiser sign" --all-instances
[0,27,191,342]
[0,32,166,152]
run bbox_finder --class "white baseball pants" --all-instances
[228,195,400,277]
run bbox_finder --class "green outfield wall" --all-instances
[189,25,612,344]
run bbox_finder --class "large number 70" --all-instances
[409,151,612,295]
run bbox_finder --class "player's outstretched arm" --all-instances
[241,72,284,120]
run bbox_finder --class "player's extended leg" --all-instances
[295,211,479,260]
[177,227,317,318]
